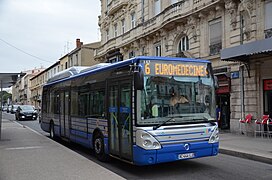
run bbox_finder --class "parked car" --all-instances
[10,105,19,114]
[15,105,38,120]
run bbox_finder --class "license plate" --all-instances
[178,153,195,159]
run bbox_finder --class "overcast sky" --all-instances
[0,0,101,73]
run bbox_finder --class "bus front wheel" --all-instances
[93,133,108,162]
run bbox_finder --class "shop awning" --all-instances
[221,37,272,61]
[0,73,25,88]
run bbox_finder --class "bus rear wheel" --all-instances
[93,133,108,162]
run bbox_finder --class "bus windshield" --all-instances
[137,61,216,126]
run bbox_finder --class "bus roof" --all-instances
[44,56,211,87]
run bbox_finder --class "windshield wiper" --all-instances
[192,116,217,125]
[153,116,183,130]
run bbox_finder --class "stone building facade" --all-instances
[12,68,45,105]
[95,0,272,134]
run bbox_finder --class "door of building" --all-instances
[217,94,230,130]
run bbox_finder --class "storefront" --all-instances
[214,68,231,130]
[221,37,272,134]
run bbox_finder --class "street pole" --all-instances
[0,80,3,140]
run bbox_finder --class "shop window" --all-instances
[263,79,272,116]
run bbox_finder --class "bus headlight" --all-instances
[209,127,219,143]
[136,130,161,150]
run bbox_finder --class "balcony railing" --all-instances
[107,0,128,16]
[162,1,186,22]
[265,28,272,39]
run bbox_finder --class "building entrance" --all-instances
[217,94,230,130]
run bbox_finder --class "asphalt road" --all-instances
[2,112,272,180]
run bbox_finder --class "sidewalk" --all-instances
[0,119,125,180]
[219,131,272,165]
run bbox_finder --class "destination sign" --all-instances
[142,61,208,77]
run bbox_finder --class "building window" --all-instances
[129,51,135,58]
[265,1,272,38]
[178,36,189,52]
[209,19,222,55]
[131,12,136,29]
[155,44,162,56]
[75,54,78,65]
[69,58,73,67]
[114,23,118,37]
[171,0,178,4]
[154,0,161,16]
[106,29,109,41]
[121,19,125,34]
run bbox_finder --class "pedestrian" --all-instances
[216,104,221,128]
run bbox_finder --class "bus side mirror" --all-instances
[134,68,144,90]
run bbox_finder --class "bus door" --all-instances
[108,80,133,161]
[60,91,70,138]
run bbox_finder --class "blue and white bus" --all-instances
[41,56,219,165]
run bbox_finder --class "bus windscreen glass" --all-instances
[138,60,216,126]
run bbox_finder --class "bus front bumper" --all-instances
[133,141,219,166]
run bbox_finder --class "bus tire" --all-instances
[93,133,108,162]
[50,122,55,139]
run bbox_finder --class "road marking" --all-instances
[5,146,43,150]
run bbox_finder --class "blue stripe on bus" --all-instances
[70,134,92,148]
[69,131,109,152]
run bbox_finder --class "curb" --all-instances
[219,148,272,165]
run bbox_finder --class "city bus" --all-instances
[40,56,219,165]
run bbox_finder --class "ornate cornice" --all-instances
[224,0,238,30]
